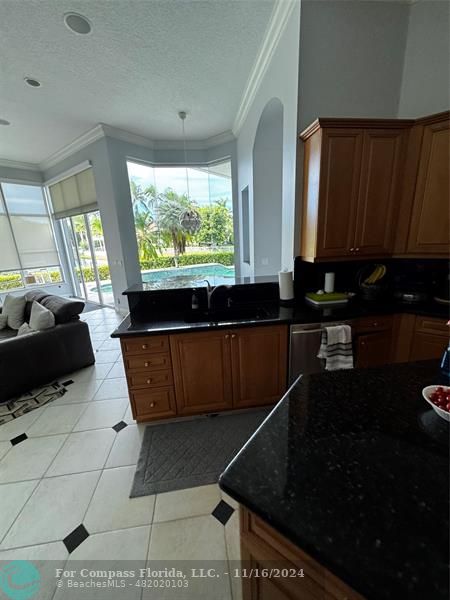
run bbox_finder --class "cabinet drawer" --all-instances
[415,317,448,336]
[121,335,169,356]
[353,315,393,333]
[124,353,171,373]
[128,370,173,390]
[131,387,176,420]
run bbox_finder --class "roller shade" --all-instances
[49,167,98,218]
[0,215,21,270]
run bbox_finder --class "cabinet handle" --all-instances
[373,322,378,327]
[350,248,355,252]
[142,344,147,350]
[150,402,155,408]
[144,362,149,367]
[225,334,229,339]
[231,334,236,339]
[146,378,152,384]
[355,248,360,252]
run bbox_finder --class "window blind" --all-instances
[49,167,98,218]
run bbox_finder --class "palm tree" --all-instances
[157,189,199,264]
[134,211,160,261]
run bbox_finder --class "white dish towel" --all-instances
[317,324,354,371]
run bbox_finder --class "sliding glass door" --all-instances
[63,210,112,306]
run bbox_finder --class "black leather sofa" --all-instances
[0,290,95,403]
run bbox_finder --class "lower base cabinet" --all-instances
[240,507,364,600]
[353,316,393,368]
[392,315,448,363]
[122,324,288,421]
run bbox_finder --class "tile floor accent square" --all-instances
[112,420,128,433]
[63,524,90,553]
[10,433,27,446]
[212,500,235,526]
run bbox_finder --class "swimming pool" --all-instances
[93,263,236,293]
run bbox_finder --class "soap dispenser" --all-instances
[191,290,200,310]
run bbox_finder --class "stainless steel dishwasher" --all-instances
[289,321,351,384]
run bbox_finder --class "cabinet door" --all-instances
[407,118,450,254]
[409,332,447,362]
[231,326,287,409]
[316,129,363,257]
[355,129,405,256]
[170,331,232,415]
[355,330,393,368]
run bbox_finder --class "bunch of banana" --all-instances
[364,264,386,285]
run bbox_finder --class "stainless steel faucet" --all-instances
[202,280,232,310]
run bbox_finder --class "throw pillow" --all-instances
[17,323,36,337]
[2,294,26,330]
[29,301,55,331]
[0,314,7,330]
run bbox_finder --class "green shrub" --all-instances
[139,250,234,270]
[0,273,23,291]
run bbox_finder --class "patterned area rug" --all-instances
[130,408,270,497]
[0,381,72,426]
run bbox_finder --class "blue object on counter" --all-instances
[441,345,450,378]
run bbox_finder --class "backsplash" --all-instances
[294,257,449,301]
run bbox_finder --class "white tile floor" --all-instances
[0,308,240,600]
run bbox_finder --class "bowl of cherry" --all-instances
[422,385,450,422]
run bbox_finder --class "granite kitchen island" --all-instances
[220,361,449,600]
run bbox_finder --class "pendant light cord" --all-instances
[181,114,190,200]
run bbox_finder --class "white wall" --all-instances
[253,98,284,276]
[236,1,301,276]
[398,0,450,117]
[298,0,410,130]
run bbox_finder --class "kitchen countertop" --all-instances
[219,361,449,600]
[111,298,448,337]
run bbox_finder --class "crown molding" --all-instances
[101,124,155,149]
[39,124,105,171]
[232,0,297,136]
[0,158,40,171]
[37,123,235,172]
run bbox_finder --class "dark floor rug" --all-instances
[0,381,71,425]
[130,409,270,497]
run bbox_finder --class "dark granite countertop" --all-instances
[219,361,449,600]
[111,298,448,338]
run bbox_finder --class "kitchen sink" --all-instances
[184,307,268,323]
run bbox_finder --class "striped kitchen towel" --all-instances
[317,324,353,371]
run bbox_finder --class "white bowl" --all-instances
[422,385,450,422]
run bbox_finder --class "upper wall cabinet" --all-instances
[405,115,450,255]
[299,119,410,261]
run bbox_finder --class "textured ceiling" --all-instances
[0,0,275,164]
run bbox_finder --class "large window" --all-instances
[0,183,62,292]
[127,160,235,289]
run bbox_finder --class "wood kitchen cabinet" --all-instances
[231,326,288,408]
[353,315,394,368]
[391,314,448,362]
[406,115,450,255]
[170,330,233,415]
[299,119,409,261]
[240,508,364,600]
[170,325,288,417]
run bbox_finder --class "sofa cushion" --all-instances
[30,301,55,330]
[17,323,37,337]
[2,294,26,329]
[40,295,84,324]
[24,290,84,324]
[0,327,17,341]
[0,314,7,330]
[24,290,50,322]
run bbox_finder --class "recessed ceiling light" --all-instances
[24,77,42,88]
[0,119,10,126]
[64,12,92,35]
